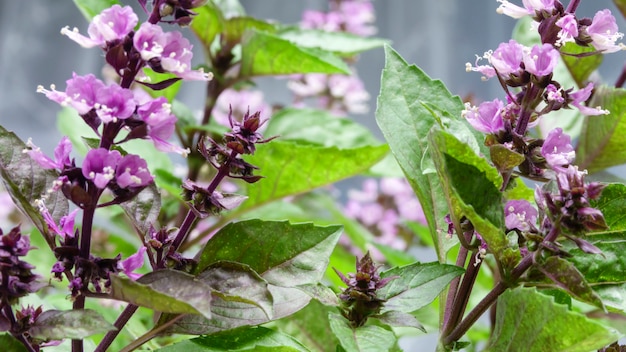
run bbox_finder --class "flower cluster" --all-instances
[334,252,395,327]
[288,0,374,116]
[0,226,42,305]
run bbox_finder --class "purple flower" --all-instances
[490,40,524,76]
[38,73,106,115]
[60,5,138,48]
[586,9,624,54]
[38,202,78,240]
[24,136,72,170]
[134,23,212,81]
[338,1,377,36]
[541,127,575,170]
[545,84,565,104]
[136,97,189,155]
[462,99,505,134]
[505,200,538,232]
[115,154,154,189]
[82,149,122,189]
[556,14,578,45]
[523,44,559,77]
[569,82,609,116]
[496,0,556,19]
[95,84,136,123]
[120,247,146,280]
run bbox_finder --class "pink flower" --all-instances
[120,247,146,280]
[496,0,556,19]
[587,9,624,54]
[505,199,538,232]
[137,97,189,156]
[462,99,505,134]
[522,43,559,77]
[61,5,138,48]
[541,127,574,170]
[556,14,578,45]
[115,155,154,189]
[38,73,106,115]
[490,40,524,76]
[82,149,122,189]
[568,82,609,116]
[24,137,72,170]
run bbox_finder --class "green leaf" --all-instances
[224,17,276,44]
[196,220,342,286]
[240,29,350,77]
[615,0,626,19]
[373,311,426,332]
[264,108,381,148]
[240,141,388,212]
[276,27,388,57]
[119,183,161,236]
[30,309,115,340]
[0,126,68,249]
[273,300,339,352]
[429,129,507,259]
[110,270,213,319]
[376,262,464,313]
[329,313,396,352]
[72,0,120,20]
[375,45,485,260]
[141,68,183,102]
[560,42,603,88]
[575,85,626,173]
[485,287,619,352]
[295,283,340,307]
[0,334,27,352]
[191,3,225,49]
[490,144,525,172]
[156,326,310,352]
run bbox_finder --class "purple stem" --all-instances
[615,62,626,88]
[443,250,483,337]
[565,0,581,13]
[94,304,139,352]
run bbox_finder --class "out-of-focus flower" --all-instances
[0,226,42,304]
[213,89,270,127]
[586,9,625,54]
[120,247,147,280]
[496,0,556,19]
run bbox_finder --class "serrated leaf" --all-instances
[29,309,115,340]
[429,129,507,259]
[241,141,388,212]
[560,42,603,88]
[485,287,619,352]
[276,27,388,57]
[72,0,120,20]
[264,108,381,148]
[0,126,68,249]
[156,326,310,352]
[376,262,464,313]
[110,270,213,319]
[273,300,338,352]
[190,3,225,49]
[196,220,342,287]
[119,182,161,236]
[375,45,485,260]
[240,29,350,77]
[329,313,396,352]
[576,85,626,173]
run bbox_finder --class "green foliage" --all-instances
[485,287,619,352]
[560,42,603,88]
[276,27,389,57]
[29,309,115,341]
[329,312,396,352]
[72,0,120,20]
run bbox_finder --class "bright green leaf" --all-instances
[110,271,213,319]
[485,287,619,352]
[30,309,115,340]
[0,126,68,249]
[240,29,350,77]
[191,3,225,49]
[560,42,603,88]
[240,141,388,212]
[224,17,276,44]
[156,326,310,352]
[329,313,396,352]
[576,86,626,173]
[273,300,338,352]
[72,0,119,20]
[377,262,464,313]
[276,27,388,57]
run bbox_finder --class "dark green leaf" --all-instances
[198,261,273,319]
[485,287,619,352]
[0,126,68,249]
[119,182,161,236]
[429,129,506,258]
[196,220,342,287]
[375,45,485,259]
[373,311,426,332]
[377,261,464,313]
[110,270,213,319]
[534,256,604,309]
[329,313,396,352]
[274,300,338,352]
[560,42,603,88]
[264,108,381,148]
[190,3,224,49]
[240,30,350,77]
[240,141,388,212]
[576,85,626,173]
[29,309,115,340]
[276,27,388,57]
[72,0,120,20]
[156,326,309,352]
[0,333,27,352]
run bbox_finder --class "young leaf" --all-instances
[224,17,276,44]
[273,300,339,352]
[375,45,484,260]
[240,29,351,77]
[264,108,381,148]
[195,220,342,287]
[190,3,225,49]
[576,85,626,173]
[156,326,310,352]
[240,141,388,212]
[329,312,396,352]
[485,287,619,352]
[29,309,115,340]
[376,262,464,313]
[276,27,389,57]
[109,270,213,319]
[119,182,161,236]
[72,0,120,20]
[0,126,68,249]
